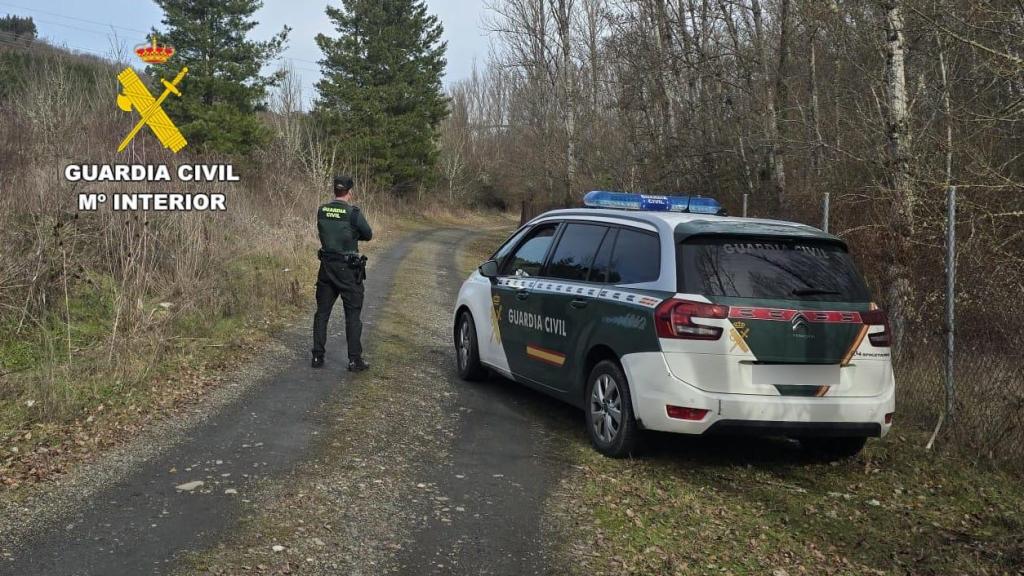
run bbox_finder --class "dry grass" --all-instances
[0,43,415,487]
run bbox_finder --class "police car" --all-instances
[453,191,895,458]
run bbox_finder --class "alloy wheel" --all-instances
[590,374,622,443]
[457,318,471,370]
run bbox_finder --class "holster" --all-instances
[318,250,366,283]
[351,255,368,284]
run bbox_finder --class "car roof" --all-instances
[531,207,841,244]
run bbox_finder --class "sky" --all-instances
[0,0,492,107]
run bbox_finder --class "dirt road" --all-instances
[2,227,576,575]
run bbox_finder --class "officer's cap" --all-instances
[333,175,354,194]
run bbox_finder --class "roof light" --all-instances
[583,191,723,214]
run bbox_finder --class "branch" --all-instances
[910,6,1024,70]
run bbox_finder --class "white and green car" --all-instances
[453,192,895,458]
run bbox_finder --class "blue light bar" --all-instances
[583,191,722,215]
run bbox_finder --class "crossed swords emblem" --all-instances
[116,66,189,153]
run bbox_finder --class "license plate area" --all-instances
[752,364,840,387]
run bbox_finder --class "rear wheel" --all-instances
[455,310,487,381]
[585,360,639,458]
[798,436,867,460]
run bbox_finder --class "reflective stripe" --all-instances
[496,277,663,309]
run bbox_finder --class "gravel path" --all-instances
[0,230,432,576]
[390,228,577,575]
[1,226,579,576]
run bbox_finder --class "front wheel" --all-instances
[585,360,639,458]
[798,436,867,460]
[455,310,487,381]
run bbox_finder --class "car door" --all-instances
[537,222,611,392]
[472,225,533,371]
[494,222,560,385]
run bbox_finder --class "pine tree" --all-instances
[0,14,36,40]
[150,0,289,155]
[316,0,448,192]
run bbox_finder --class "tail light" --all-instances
[655,299,729,340]
[861,309,891,347]
[666,405,710,421]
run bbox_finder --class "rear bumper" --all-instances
[704,420,882,437]
[620,352,895,437]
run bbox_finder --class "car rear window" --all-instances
[677,236,870,302]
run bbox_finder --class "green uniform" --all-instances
[317,199,373,254]
[312,199,373,361]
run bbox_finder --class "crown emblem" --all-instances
[134,35,175,64]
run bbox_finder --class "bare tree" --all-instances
[556,0,578,203]
[269,62,304,162]
[881,0,913,353]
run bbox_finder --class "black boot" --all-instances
[311,355,324,369]
[348,358,369,372]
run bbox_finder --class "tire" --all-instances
[798,436,867,461]
[585,360,639,458]
[455,310,487,382]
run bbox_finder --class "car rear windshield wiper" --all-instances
[791,288,842,296]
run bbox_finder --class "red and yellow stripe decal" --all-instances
[526,344,566,367]
[841,326,869,366]
[840,302,878,366]
[729,307,861,323]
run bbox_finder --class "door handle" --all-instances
[516,289,530,300]
[570,298,589,309]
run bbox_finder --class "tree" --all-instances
[316,0,449,193]
[881,0,913,354]
[150,0,289,155]
[0,14,36,41]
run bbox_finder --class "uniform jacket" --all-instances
[317,199,373,254]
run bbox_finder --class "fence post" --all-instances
[742,194,748,218]
[945,185,956,422]
[822,192,830,233]
[929,185,958,449]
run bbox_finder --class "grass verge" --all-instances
[0,217,418,492]
[548,428,1024,575]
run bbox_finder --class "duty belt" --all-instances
[318,249,361,263]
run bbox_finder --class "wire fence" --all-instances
[815,188,1024,468]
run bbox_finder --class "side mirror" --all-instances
[479,260,499,278]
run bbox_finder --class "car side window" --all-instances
[546,223,608,282]
[588,228,618,283]
[608,228,660,284]
[501,224,558,277]
[491,226,532,270]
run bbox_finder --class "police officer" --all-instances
[312,175,373,372]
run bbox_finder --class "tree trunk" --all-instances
[752,0,787,217]
[883,0,914,236]
[583,0,602,114]
[882,0,914,355]
[807,27,823,178]
[556,0,577,204]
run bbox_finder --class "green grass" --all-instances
[556,430,1024,575]
[0,253,310,459]
[0,273,114,374]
